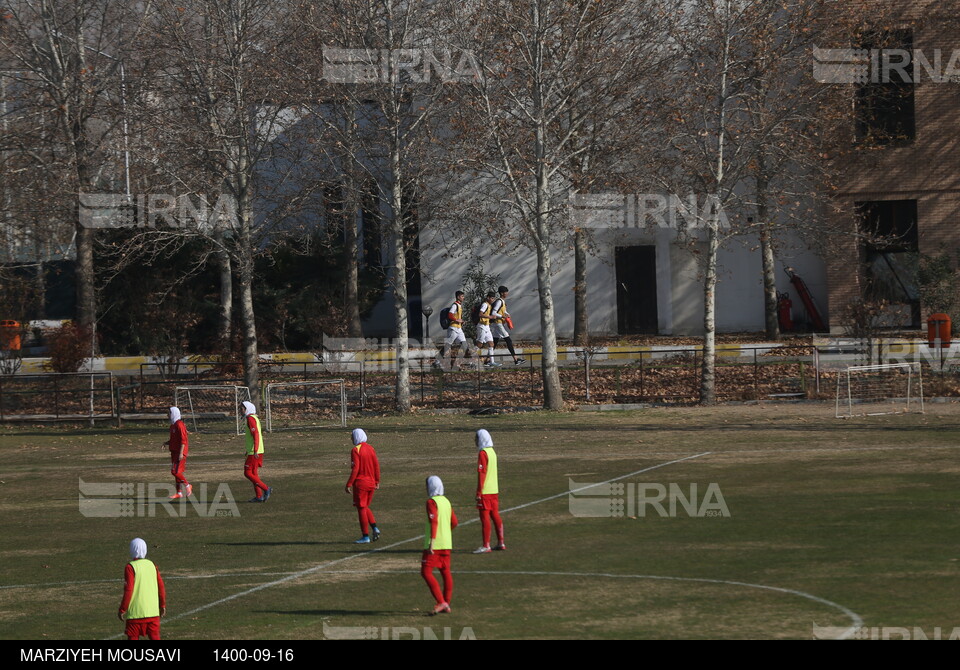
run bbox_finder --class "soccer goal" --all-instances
[175,385,252,434]
[835,363,924,418]
[264,379,347,431]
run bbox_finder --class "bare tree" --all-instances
[131,0,309,396]
[0,0,153,329]
[296,0,467,412]
[449,0,675,409]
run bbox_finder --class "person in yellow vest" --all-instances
[473,429,505,553]
[118,538,166,640]
[242,401,272,502]
[421,475,458,615]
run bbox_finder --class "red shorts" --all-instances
[477,493,499,511]
[353,486,375,508]
[421,549,451,570]
[125,617,161,640]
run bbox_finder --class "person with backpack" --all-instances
[433,291,475,370]
[476,292,499,367]
[491,285,525,365]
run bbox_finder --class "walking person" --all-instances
[433,291,475,370]
[491,286,524,365]
[242,401,272,502]
[421,475,458,615]
[163,406,191,499]
[345,428,381,544]
[473,429,505,553]
[118,538,166,641]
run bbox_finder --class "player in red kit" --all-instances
[422,475,458,615]
[344,428,381,543]
[242,401,272,503]
[162,407,191,499]
[118,538,166,641]
[473,429,505,553]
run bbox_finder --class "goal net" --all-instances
[835,363,923,418]
[174,385,252,434]
[265,380,347,431]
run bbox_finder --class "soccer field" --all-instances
[1,404,958,640]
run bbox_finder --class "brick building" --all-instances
[827,1,960,332]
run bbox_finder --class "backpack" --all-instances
[440,302,459,330]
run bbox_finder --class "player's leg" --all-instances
[421,554,444,605]
[147,618,161,640]
[491,496,505,548]
[440,554,453,606]
[480,509,492,546]
[244,456,267,501]
[504,336,523,364]
[365,492,379,540]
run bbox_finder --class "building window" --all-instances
[855,29,915,145]
[857,199,919,327]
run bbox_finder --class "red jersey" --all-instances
[119,563,167,616]
[168,420,188,457]
[346,442,380,490]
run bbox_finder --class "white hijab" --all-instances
[242,401,256,416]
[169,406,181,424]
[352,428,367,445]
[426,475,444,497]
[129,538,147,560]
[476,429,493,451]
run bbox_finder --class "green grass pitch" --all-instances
[1,404,958,640]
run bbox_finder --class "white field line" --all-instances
[307,569,864,640]
[101,451,711,639]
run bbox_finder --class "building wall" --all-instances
[827,2,960,331]
[417,224,826,341]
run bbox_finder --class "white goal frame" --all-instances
[174,385,252,434]
[835,363,924,418]
[265,379,347,431]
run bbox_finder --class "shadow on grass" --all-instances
[264,609,414,617]
[213,541,333,547]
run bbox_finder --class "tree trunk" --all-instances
[74,222,96,329]
[573,227,588,346]
[757,172,779,341]
[216,239,233,351]
[390,152,411,413]
[700,223,718,405]
[238,249,259,398]
[760,223,779,341]
[343,167,362,338]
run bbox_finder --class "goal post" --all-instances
[174,385,252,434]
[835,363,924,418]
[265,379,347,431]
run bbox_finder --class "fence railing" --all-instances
[2,341,958,421]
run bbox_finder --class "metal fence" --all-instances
[2,341,958,421]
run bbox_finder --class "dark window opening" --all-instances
[856,29,915,145]
[857,200,920,327]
